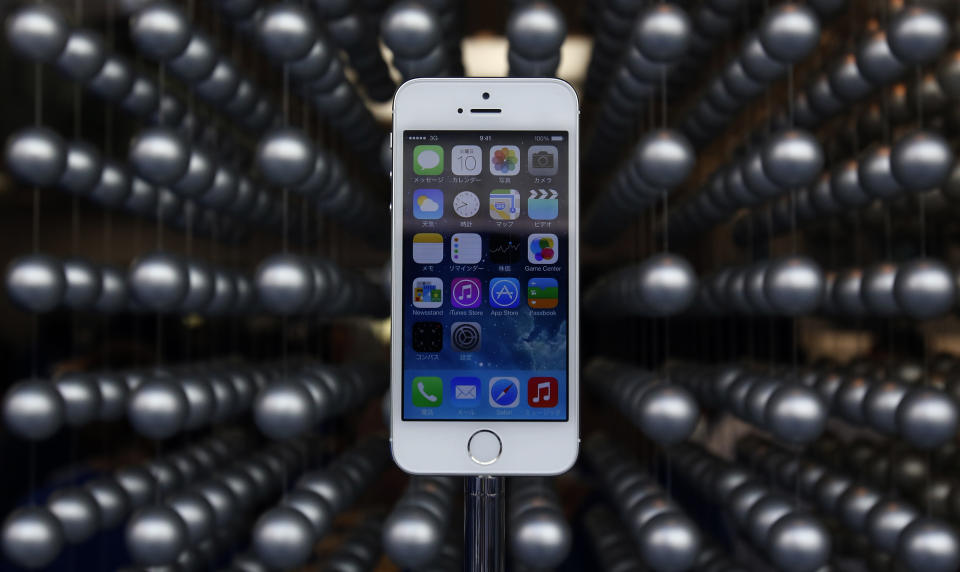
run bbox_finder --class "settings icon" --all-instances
[451,322,481,352]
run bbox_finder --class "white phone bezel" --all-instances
[390,78,580,475]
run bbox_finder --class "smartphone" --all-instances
[390,78,579,475]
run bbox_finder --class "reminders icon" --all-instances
[412,233,443,264]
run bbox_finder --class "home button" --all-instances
[468,430,501,465]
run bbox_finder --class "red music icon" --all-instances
[527,377,558,408]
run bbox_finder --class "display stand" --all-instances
[465,476,505,571]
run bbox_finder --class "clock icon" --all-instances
[453,191,480,218]
[489,377,520,408]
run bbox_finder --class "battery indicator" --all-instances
[551,135,563,141]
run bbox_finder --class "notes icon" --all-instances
[527,377,558,408]
[451,278,482,309]
[412,233,443,264]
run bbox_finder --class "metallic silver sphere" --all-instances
[891,130,953,192]
[888,7,951,65]
[86,55,135,101]
[173,148,216,198]
[867,500,920,553]
[636,385,699,445]
[897,517,960,572]
[5,3,69,62]
[763,256,824,315]
[2,379,64,440]
[56,28,106,81]
[128,378,188,440]
[168,32,217,82]
[181,261,215,314]
[857,30,907,85]
[62,258,102,310]
[128,251,189,312]
[254,254,315,315]
[180,375,215,430]
[54,373,101,426]
[89,160,131,207]
[938,50,960,98]
[125,505,188,566]
[94,373,129,421]
[383,505,444,568]
[255,128,315,187]
[59,140,104,195]
[507,1,567,61]
[194,58,239,103]
[830,159,868,206]
[761,129,824,188]
[764,384,827,444]
[252,507,315,570]
[282,489,333,537]
[5,126,68,187]
[5,254,66,313]
[741,33,786,82]
[95,266,128,313]
[256,3,317,62]
[637,512,701,572]
[834,268,865,316]
[253,380,317,439]
[838,485,882,532]
[510,506,572,569]
[47,488,100,544]
[84,477,131,528]
[129,1,191,61]
[747,495,793,545]
[758,3,821,64]
[859,145,903,199]
[381,1,441,59]
[633,4,690,63]
[129,127,191,185]
[863,381,909,435]
[114,466,157,509]
[829,51,873,102]
[634,254,698,316]
[767,513,831,572]
[192,480,237,528]
[1,506,64,569]
[166,491,215,544]
[633,130,695,188]
[896,388,959,449]
[893,258,955,319]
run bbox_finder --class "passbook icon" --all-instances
[450,377,480,406]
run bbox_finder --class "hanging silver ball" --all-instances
[129,1,191,61]
[86,56,135,101]
[58,140,104,195]
[857,30,907,85]
[867,500,920,553]
[172,148,215,198]
[46,488,100,544]
[383,505,444,568]
[192,480,237,528]
[741,33,786,82]
[636,385,699,445]
[510,506,572,569]
[506,1,567,60]
[633,4,690,63]
[890,130,953,192]
[859,145,903,199]
[54,373,101,426]
[125,505,188,566]
[128,251,189,312]
[95,266,128,313]
[194,58,240,103]
[634,254,698,316]
[5,3,69,62]
[766,513,830,572]
[834,268,865,316]
[761,130,824,188]
[180,261,215,314]
[180,374,215,430]
[829,51,873,102]
[282,489,333,537]
[56,28,106,82]
[893,258,955,319]
[255,128,315,187]
[128,378,188,440]
[253,380,317,439]
[5,254,66,313]
[634,130,695,188]
[252,506,315,570]
[758,3,821,64]
[764,384,827,443]
[114,466,157,509]
[896,388,959,449]
[637,512,700,572]
[168,32,216,82]
[830,159,869,206]
[863,381,910,435]
[166,491,215,544]
[89,160,132,207]
[92,373,128,421]
[897,517,960,572]
[62,258,102,310]
[256,3,317,62]
[381,1,441,59]
[84,477,130,529]
[5,126,68,187]
[888,7,951,65]
[2,379,64,440]
[1,506,64,569]
[129,127,191,186]
[937,50,960,98]
[254,254,315,315]
[764,256,824,315]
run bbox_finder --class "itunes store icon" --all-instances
[451,278,482,308]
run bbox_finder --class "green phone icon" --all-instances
[413,145,444,175]
[412,376,443,407]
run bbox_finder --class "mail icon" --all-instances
[450,377,481,406]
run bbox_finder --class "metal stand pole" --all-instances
[465,476,505,572]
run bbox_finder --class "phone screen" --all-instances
[400,130,570,421]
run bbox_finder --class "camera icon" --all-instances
[527,145,558,175]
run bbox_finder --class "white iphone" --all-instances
[390,78,579,475]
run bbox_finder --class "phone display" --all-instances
[401,130,569,421]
